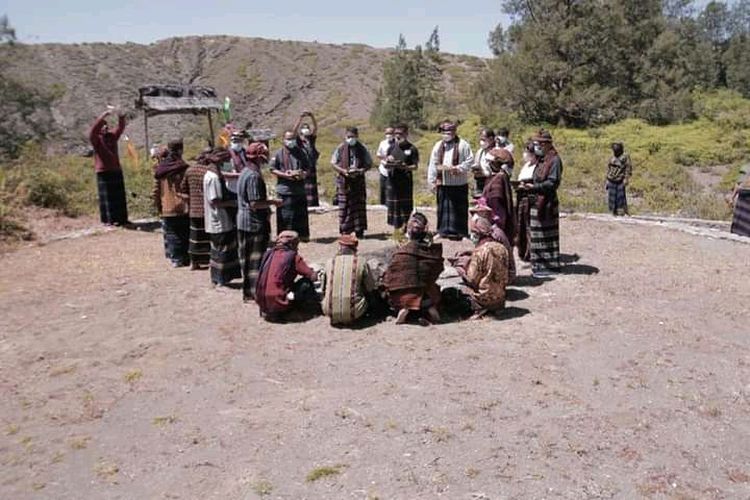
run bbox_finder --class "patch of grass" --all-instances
[94,460,119,479]
[69,436,90,450]
[465,467,480,478]
[6,424,20,436]
[152,415,178,427]
[251,479,273,496]
[124,369,142,383]
[49,364,77,377]
[306,464,346,482]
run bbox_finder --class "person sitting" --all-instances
[321,233,377,326]
[255,230,319,322]
[469,202,515,282]
[457,216,509,320]
[383,213,444,325]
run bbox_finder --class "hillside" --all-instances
[0,36,486,151]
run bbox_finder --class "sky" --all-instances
[3,0,509,57]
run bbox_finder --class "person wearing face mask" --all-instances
[518,130,562,277]
[293,111,320,207]
[472,128,496,198]
[271,130,312,242]
[153,139,191,268]
[515,141,538,262]
[179,149,212,270]
[331,127,373,237]
[605,141,632,216]
[456,215,509,319]
[495,127,515,156]
[376,126,396,206]
[237,142,283,302]
[480,147,516,253]
[385,124,420,231]
[427,121,475,240]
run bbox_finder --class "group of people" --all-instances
[89,108,572,325]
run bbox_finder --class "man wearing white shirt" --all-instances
[376,126,395,206]
[427,121,474,240]
[472,127,495,198]
[496,127,515,156]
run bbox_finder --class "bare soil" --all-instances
[1,211,749,499]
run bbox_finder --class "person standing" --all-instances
[271,130,312,241]
[331,127,373,237]
[495,127,515,155]
[515,141,538,262]
[153,139,190,267]
[606,141,633,216]
[385,124,419,231]
[376,126,395,206]
[427,121,474,240]
[204,150,241,288]
[237,143,282,302]
[471,128,495,198]
[179,150,211,269]
[293,111,321,207]
[518,130,562,277]
[321,233,377,326]
[89,110,129,226]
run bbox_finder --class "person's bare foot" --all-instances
[395,308,409,325]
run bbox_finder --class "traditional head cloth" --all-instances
[532,129,553,143]
[247,142,269,161]
[439,121,457,132]
[406,212,428,239]
[487,147,514,172]
[470,215,493,238]
[338,233,359,249]
[394,123,409,134]
[276,230,299,249]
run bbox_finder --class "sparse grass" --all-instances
[49,363,77,377]
[465,467,480,478]
[251,479,273,496]
[69,436,90,450]
[6,424,20,436]
[94,460,119,479]
[124,369,142,383]
[152,415,178,427]
[306,464,346,482]
[423,425,453,443]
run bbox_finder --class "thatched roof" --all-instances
[135,84,222,117]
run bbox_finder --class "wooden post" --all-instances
[143,112,150,165]
[207,110,215,148]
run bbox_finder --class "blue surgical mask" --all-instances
[533,145,544,156]
[284,139,297,149]
[230,143,243,152]
[346,137,357,146]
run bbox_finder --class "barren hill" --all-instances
[0,36,486,151]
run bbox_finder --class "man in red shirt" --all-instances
[89,110,129,226]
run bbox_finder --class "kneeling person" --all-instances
[255,231,319,322]
[321,234,377,326]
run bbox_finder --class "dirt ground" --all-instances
[1,210,749,499]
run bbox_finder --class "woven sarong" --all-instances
[188,216,210,266]
[162,216,190,266]
[337,176,368,235]
[437,184,469,238]
[731,189,750,237]
[305,168,320,207]
[238,230,270,301]
[96,170,128,225]
[210,230,241,285]
[530,198,560,272]
[386,172,413,229]
[515,193,532,262]
[276,195,310,240]
[606,180,628,215]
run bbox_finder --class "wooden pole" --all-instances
[207,111,215,148]
[144,112,150,165]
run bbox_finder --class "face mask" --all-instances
[300,128,311,136]
[230,143,243,152]
[284,139,297,149]
[497,136,507,144]
[479,140,488,149]
[385,134,394,142]
[442,133,454,142]
[346,137,357,146]
[533,145,544,156]
[470,233,480,245]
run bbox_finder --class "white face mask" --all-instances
[479,139,488,149]
[300,128,311,137]
[497,136,507,144]
[284,139,297,149]
[230,142,243,152]
[442,133,454,143]
[385,134,394,142]
[470,232,480,245]
[346,137,358,146]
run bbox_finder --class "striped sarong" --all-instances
[210,230,241,285]
[606,180,628,215]
[437,184,469,238]
[277,195,310,240]
[337,176,368,235]
[162,216,190,266]
[530,198,561,272]
[96,170,128,225]
[189,217,210,266]
[731,189,750,237]
[238,230,270,301]
[515,192,532,262]
[305,168,320,207]
[386,171,413,229]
